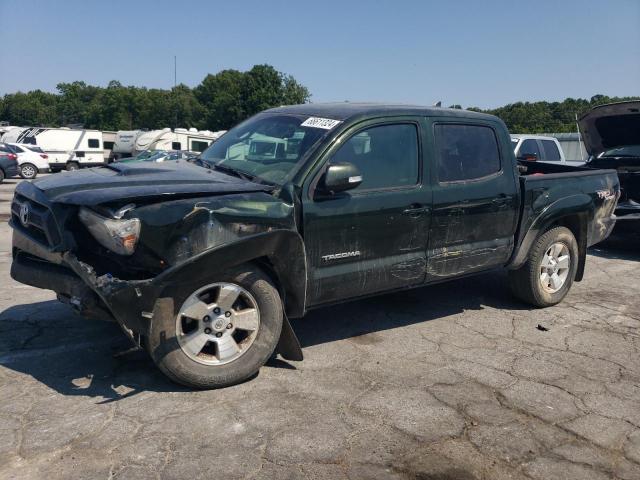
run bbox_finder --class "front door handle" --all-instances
[403,204,430,216]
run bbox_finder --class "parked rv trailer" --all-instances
[112,130,144,160]
[1,127,105,171]
[133,128,225,155]
[103,131,117,162]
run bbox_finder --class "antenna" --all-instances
[174,55,177,89]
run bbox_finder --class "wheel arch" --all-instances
[509,194,593,281]
[152,230,308,318]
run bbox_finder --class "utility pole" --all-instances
[173,55,178,130]
[575,113,585,161]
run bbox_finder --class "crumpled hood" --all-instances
[29,161,273,206]
[579,101,640,156]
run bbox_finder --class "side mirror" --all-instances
[322,162,362,193]
[518,153,538,161]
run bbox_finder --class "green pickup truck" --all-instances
[9,103,619,388]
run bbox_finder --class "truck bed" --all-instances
[515,160,619,253]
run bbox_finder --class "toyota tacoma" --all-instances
[9,103,620,388]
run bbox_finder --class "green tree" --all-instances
[195,69,245,130]
[1,90,58,126]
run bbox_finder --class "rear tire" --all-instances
[66,162,79,171]
[508,226,578,307]
[20,163,38,179]
[146,265,283,389]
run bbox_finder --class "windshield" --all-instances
[136,150,161,161]
[600,145,640,158]
[140,151,170,162]
[199,113,331,185]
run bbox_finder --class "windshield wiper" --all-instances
[212,163,254,182]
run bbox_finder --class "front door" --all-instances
[302,119,432,306]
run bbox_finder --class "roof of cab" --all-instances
[265,102,498,122]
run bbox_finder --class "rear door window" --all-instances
[434,124,501,182]
[541,140,561,161]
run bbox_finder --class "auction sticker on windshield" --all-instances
[301,117,342,130]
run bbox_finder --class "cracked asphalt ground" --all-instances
[1,181,640,479]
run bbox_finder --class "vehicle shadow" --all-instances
[0,300,188,402]
[0,270,530,398]
[292,269,528,349]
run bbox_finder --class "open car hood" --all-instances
[579,101,640,157]
[28,161,273,206]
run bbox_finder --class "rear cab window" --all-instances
[434,124,501,182]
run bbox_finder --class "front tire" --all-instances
[0,169,4,183]
[20,163,38,179]
[508,226,578,307]
[146,265,283,389]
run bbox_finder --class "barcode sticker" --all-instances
[300,117,342,130]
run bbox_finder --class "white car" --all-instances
[510,135,568,164]
[5,143,51,178]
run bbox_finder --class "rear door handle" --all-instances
[403,204,430,216]
[492,194,509,206]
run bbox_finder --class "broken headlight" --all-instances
[78,207,141,256]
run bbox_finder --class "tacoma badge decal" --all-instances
[322,251,361,262]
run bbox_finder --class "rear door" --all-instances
[302,118,431,305]
[426,119,519,280]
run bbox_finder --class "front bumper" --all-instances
[11,228,158,334]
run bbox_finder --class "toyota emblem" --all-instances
[19,203,29,227]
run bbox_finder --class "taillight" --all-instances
[40,154,48,159]
[8,153,17,162]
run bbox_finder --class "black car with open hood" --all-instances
[581,101,640,228]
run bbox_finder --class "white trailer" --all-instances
[133,128,225,155]
[103,131,117,162]
[111,130,144,160]
[1,127,105,171]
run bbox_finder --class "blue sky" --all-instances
[0,0,638,108]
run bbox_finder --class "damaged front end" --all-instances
[9,177,304,342]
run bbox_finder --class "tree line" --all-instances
[0,64,310,131]
[465,94,639,133]
[0,65,637,134]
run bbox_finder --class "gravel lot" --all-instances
[0,178,639,479]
